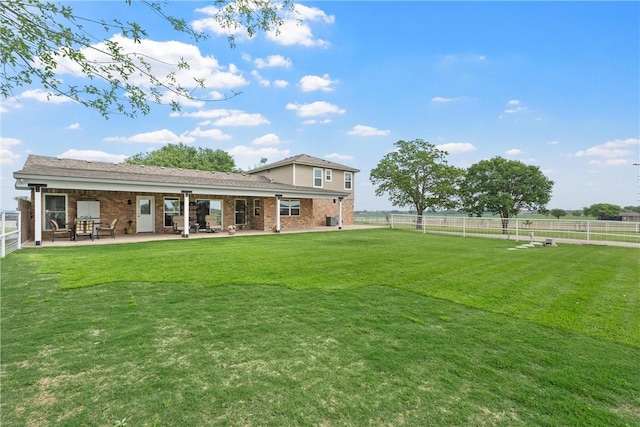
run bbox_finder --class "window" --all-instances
[344,171,353,190]
[325,169,332,182]
[164,197,180,227]
[44,194,67,230]
[279,199,300,216]
[253,199,261,216]
[313,168,323,187]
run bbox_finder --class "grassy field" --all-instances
[1,229,638,426]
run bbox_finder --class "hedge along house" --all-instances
[13,154,359,246]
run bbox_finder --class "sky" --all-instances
[1,1,639,212]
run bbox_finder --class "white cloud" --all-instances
[103,129,194,144]
[431,96,461,103]
[67,123,81,130]
[0,137,22,165]
[185,127,232,141]
[212,112,270,126]
[547,140,559,145]
[254,55,292,69]
[299,74,337,92]
[505,148,524,156]
[191,5,251,40]
[20,88,76,104]
[574,138,639,163]
[267,4,334,47]
[251,70,271,87]
[286,101,345,117]
[52,34,248,92]
[302,119,332,125]
[325,153,354,162]
[59,149,128,163]
[252,133,282,145]
[179,109,270,126]
[508,99,521,105]
[436,142,476,154]
[346,125,390,137]
[227,146,291,170]
[273,80,289,88]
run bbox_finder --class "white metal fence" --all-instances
[356,214,640,247]
[1,211,22,258]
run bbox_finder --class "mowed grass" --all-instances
[1,229,638,426]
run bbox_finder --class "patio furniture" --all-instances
[49,219,73,242]
[97,218,118,239]
[172,215,185,234]
[205,215,222,233]
[74,218,94,241]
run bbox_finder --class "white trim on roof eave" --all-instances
[14,175,349,199]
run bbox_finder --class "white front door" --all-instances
[136,196,155,233]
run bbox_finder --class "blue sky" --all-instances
[2,1,639,211]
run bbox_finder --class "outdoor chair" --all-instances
[49,219,73,242]
[97,218,118,239]
[172,215,185,234]
[205,215,222,233]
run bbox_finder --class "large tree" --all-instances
[583,203,622,218]
[126,143,237,172]
[369,139,463,224]
[460,157,554,232]
[1,0,292,118]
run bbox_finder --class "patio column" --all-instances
[275,194,282,233]
[338,196,344,230]
[29,184,47,246]
[181,190,192,238]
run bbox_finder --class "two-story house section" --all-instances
[248,154,360,228]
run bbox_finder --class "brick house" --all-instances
[13,154,359,245]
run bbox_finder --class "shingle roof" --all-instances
[248,154,360,173]
[14,155,348,196]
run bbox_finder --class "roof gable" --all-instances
[248,154,360,174]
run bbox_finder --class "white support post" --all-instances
[338,196,343,230]
[31,185,45,246]
[182,190,192,238]
[275,194,282,233]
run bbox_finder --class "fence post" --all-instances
[586,220,590,244]
[17,211,22,250]
[1,211,5,258]
[515,218,519,242]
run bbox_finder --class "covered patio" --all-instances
[20,224,382,248]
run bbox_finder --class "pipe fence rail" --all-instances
[1,211,22,258]
[356,214,640,247]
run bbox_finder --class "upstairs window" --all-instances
[313,168,323,187]
[325,169,332,182]
[344,171,353,190]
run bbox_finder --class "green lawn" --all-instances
[2,229,639,426]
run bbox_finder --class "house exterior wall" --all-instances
[33,188,354,239]
[256,165,294,185]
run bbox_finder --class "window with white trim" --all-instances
[325,169,332,182]
[279,199,301,216]
[44,194,67,230]
[164,197,180,227]
[313,168,323,187]
[253,199,261,216]
[344,171,353,190]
